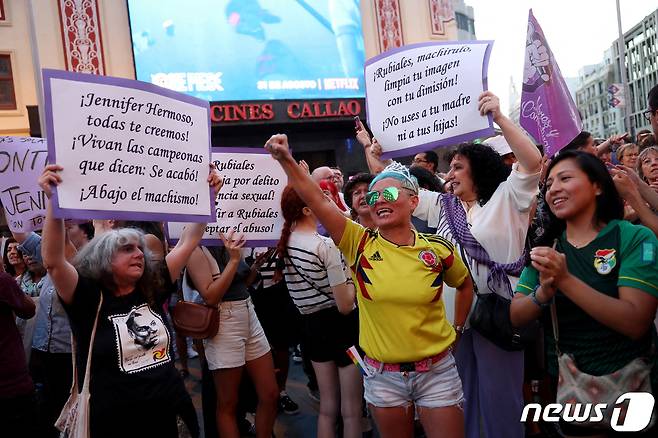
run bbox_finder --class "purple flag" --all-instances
[520,10,582,157]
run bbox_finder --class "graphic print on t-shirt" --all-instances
[109,304,171,373]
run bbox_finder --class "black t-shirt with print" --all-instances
[65,262,188,415]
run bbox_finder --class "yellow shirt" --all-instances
[338,220,468,363]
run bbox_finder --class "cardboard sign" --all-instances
[167,148,287,246]
[365,41,494,159]
[0,136,48,232]
[43,69,214,222]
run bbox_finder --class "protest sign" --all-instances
[520,10,582,157]
[42,69,214,222]
[0,136,49,232]
[365,41,494,159]
[166,148,287,247]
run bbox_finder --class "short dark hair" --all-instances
[409,166,444,192]
[648,84,658,112]
[77,222,95,241]
[639,133,656,149]
[454,142,511,205]
[537,150,623,247]
[343,173,374,209]
[564,131,592,151]
[422,150,439,172]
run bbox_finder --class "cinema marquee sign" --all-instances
[209,98,365,124]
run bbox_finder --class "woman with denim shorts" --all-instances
[265,136,474,438]
[185,235,279,438]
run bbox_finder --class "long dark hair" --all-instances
[454,142,511,205]
[2,238,24,277]
[536,150,624,247]
[274,186,309,282]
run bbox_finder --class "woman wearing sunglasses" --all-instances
[265,136,473,438]
[410,92,542,438]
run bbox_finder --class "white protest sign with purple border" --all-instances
[42,69,214,223]
[365,41,494,159]
[166,148,286,247]
[0,136,49,232]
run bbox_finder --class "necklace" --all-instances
[461,198,478,212]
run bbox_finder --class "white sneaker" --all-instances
[187,347,199,359]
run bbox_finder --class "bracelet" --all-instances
[529,286,551,308]
[454,324,466,334]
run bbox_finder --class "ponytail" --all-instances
[274,220,292,283]
[274,186,309,283]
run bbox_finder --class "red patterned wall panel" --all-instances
[57,0,106,74]
[428,0,455,36]
[373,0,403,53]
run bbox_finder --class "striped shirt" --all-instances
[283,231,347,315]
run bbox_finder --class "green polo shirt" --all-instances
[517,220,658,379]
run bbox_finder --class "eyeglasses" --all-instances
[366,187,401,205]
[643,109,656,122]
[365,186,416,205]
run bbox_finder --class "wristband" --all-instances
[529,285,551,308]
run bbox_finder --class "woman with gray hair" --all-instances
[38,163,223,438]
[638,146,658,192]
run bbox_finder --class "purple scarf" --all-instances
[440,194,527,297]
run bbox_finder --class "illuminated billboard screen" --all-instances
[127,0,366,102]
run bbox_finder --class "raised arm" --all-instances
[165,166,223,281]
[595,133,625,158]
[616,165,658,211]
[355,119,390,174]
[480,91,542,174]
[39,165,79,305]
[185,233,245,306]
[265,134,348,245]
[613,170,658,235]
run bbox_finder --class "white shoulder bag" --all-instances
[55,293,103,438]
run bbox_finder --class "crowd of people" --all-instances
[1,85,658,438]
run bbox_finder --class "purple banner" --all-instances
[0,136,49,232]
[520,10,582,157]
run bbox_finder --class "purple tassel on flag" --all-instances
[520,9,582,157]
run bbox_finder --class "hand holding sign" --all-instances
[38,164,64,198]
[477,92,502,121]
[207,163,224,197]
[219,230,247,260]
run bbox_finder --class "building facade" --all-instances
[575,54,624,138]
[452,0,476,40]
[0,0,460,138]
[610,8,658,134]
